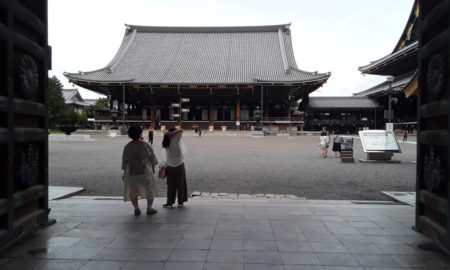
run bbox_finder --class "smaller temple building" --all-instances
[354,0,419,131]
[62,89,89,114]
[304,96,382,133]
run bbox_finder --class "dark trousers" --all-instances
[165,163,188,205]
[148,132,153,145]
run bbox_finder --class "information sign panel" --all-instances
[359,130,401,153]
[386,123,394,132]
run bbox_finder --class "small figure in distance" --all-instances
[162,128,188,208]
[319,130,330,158]
[148,126,154,145]
[198,127,202,138]
[332,130,343,158]
[122,125,158,215]
[403,129,408,142]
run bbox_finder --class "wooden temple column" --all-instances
[209,90,214,130]
[236,95,240,130]
[287,103,291,120]
[150,100,155,129]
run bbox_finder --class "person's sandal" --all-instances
[147,208,158,215]
[162,204,173,208]
[178,203,184,208]
[134,208,141,215]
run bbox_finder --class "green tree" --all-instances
[90,98,109,110]
[48,76,66,128]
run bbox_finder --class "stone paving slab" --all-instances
[49,186,85,200]
[382,191,416,206]
[1,196,449,270]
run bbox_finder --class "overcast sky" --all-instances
[48,0,414,99]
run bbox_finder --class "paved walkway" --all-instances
[1,196,449,270]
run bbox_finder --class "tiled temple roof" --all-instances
[64,24,330,85]
[353,70,417,97]
[308,96,381,109]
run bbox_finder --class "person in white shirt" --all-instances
[319,131,330,158]
[161,128,188,207]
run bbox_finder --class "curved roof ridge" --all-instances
[358,40,418,72]
[107,28,137,73]
[126,23,291,33]
[289,66,332,77]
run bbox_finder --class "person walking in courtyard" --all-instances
[319,131,330,158]
[148,127,154,145]
[332,130,342,158]
[162,128,188,207]
[122,125,158,215]
[403,129,408,142]
[198,127,202,138]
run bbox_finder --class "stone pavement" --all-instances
[49,186,85,200]
[1,196,449,270]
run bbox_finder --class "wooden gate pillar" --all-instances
[0,0,52,248]
[416,0,450,252]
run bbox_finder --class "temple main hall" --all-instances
[64,24,331,130]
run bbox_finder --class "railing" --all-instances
[95,116,303,122]
[306,119,375,126]
[95,116,146,121]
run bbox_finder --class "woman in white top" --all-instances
[122,125,158,215]
[162,128,188,207]
[319,131,330,158]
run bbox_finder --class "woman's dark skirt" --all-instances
[332,142,341,152]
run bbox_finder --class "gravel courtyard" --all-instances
[49,133,416,200]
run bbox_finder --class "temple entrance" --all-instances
[1,0,450,258]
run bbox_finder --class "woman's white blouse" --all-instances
[165,133,184,167]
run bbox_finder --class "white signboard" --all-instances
[181,108,190,113]
[359,130,401,153]
[386,123,394,132]
[171,103,180,108]
[181,98,190,103]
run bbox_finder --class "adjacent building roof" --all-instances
[308,96,381,109]
[358,41,418,76]
[358,0,418,76]
[64,24,330,86]
[62,89,89,107]
[353,70,417,97]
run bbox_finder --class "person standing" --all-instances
[162,128,188,207]
[332,131,342,158]
[148,127,154,145]
[403,129,408,142]
[122,125,158,215]
[319,131,330,158]
[194,127,199,138]
[198,127,202,138]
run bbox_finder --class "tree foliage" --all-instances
[48,76,86,129]
[48,76,66,128]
